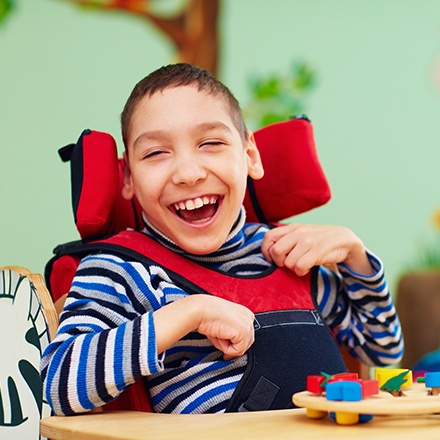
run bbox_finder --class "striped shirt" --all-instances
[41,209,403,415]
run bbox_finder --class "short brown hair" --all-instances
[121,63,247,147]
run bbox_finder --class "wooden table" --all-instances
[41,408,440,440]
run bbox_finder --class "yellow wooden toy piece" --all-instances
[335,412,359,425]
[374,368,413,389]
[306,408,327,419]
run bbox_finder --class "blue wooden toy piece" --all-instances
[326,381,362,402]
[424,372,440,388]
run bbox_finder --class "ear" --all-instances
[245,130,264,180]
[121,152,134,200]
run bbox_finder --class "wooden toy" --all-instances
[292,369,440,425]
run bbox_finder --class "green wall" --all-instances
[1,0,440,294]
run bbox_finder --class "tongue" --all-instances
[179,204,216,222]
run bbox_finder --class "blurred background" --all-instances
[1,0,440,298]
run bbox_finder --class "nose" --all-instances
[171,151,208,185]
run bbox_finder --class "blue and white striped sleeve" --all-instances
[40,253,166,416]
[316,250,404,367]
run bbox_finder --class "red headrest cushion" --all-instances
[245,118,331,223]
[62,117,330,239]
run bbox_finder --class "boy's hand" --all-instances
[196,296,255,360]
[153,295,255,360]
[261,223,374,276]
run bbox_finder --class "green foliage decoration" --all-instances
[243,61,316,129]
[411,235,440,271]
[0,0,13,24]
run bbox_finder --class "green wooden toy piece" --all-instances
[380,370,409,395]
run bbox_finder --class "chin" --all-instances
[178,239,223,256]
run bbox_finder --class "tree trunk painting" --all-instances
[65,0,220,74]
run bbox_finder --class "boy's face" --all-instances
[122,86,264,255]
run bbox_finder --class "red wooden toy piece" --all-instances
[306,375,326,395]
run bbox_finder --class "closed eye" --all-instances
[142,150,167,160]
[200,140,226,149]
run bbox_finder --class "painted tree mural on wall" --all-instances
[62,0,220,74]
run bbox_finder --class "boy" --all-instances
[41,63,403,415]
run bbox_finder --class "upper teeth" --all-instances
[174,196,217,211]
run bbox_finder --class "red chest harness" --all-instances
[51,230,347,412]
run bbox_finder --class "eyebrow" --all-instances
[132,121,233,150]
[195,121,233,134]
[132,130,167,150]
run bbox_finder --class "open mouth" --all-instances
[173,196,220,223]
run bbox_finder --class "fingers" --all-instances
[209,331,255,360]
[262,224,313,275]
[225,319,255,358]
[197,296,255,359]
[261,225,293,262]
[262,224,357,276]
[215,317,255,360]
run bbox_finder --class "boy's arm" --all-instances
[40,255,162,416]
[261,223,404,366]
[317,254,404,366]
[41,254,254,416]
